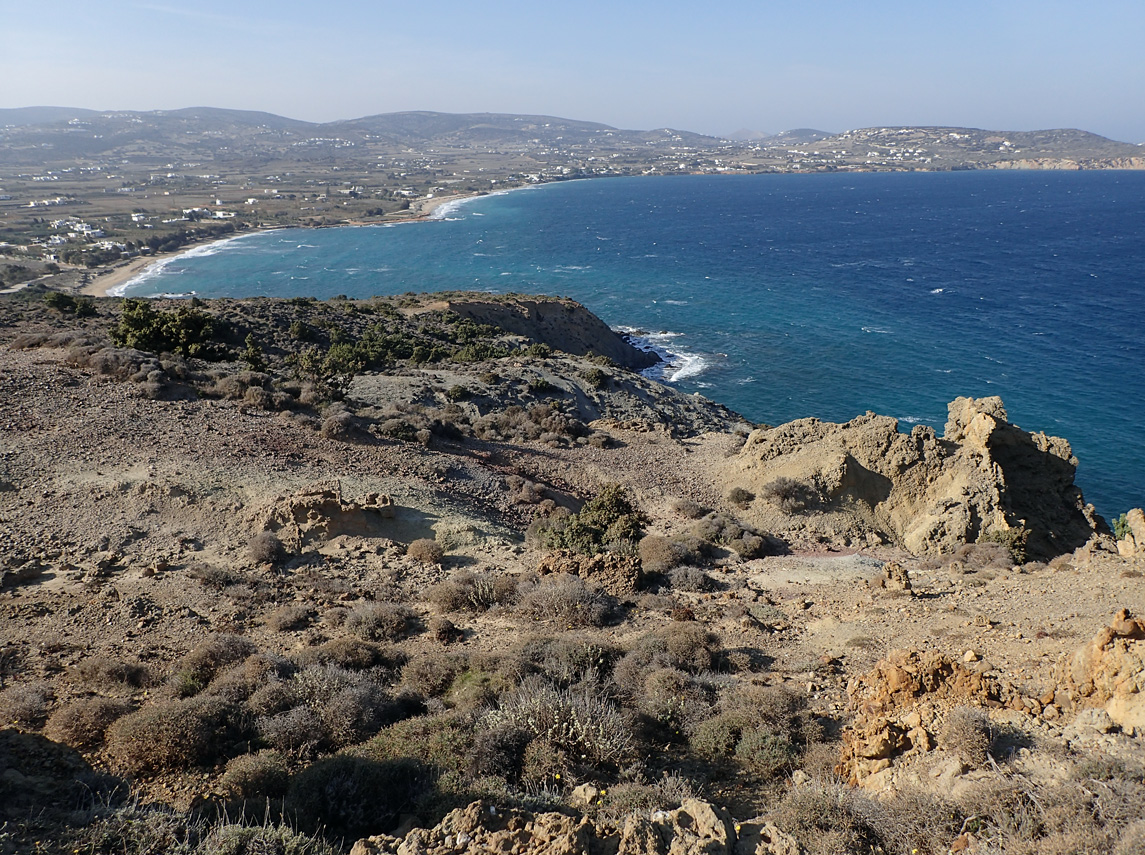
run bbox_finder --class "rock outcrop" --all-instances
[1116,508,1145,558]
[259,485,395,549]
[350,799,800,855]
[838,648,1029,786]
[1059,609,1145,731]
[446,296,659,372]
[725,396,1098,558]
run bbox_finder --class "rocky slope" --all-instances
[1,289,1143,855]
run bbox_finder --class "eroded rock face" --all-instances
[1059,608,1145,730]
[259,485,395,549]
[537,549,645,596]
[838,648,1029,785]
[726,396,1098,558]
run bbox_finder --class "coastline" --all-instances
[80,256,161,298]
[77,189,515,299]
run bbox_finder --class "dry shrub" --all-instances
[320,410,360,440]
[0,682,54,727]
[265,604,313,632]
[770,782,890,855]
[427,571,518,613]
[595,773,699,822]
[406,538,444,564]
[517,635,620,688]
[72,655,151,689]
[481,676,634,765]
[469,725,532,780]
[345,602,416,641]
[515,573,613,627]
[726,486,755,507]
[322,683,394,747]
[429,615,462,644]
[669,497,709,519]
[220,750,289,799]
[44,697,133,748]
[638,667,717,737]
[173,634,258,696]
[638,535,698,574]
[760,477,817,514]
[188,563,245,590]
[249,531,286,565]
[939,705,992,767]
[667,565,716,592]
[292,637,405,673]
[402,653,465,698]
[257,706,325,757]
[106,696,235,775]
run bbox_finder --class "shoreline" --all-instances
[76,188,514,299]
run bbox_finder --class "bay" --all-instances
[121,171,1145,519]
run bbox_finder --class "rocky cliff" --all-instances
[444,296,659,372]
[723,396,1102,558]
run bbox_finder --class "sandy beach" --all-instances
[80,255,160,298]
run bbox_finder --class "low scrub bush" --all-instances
[44,697,132,748]
[106,696,236,775]
[638,534,699,574]
[402,653,465,698]
[427,570,519,613]
[257,705,326,757]
[292,637,406,673]
[72,655,151,689]
[0,681,54,727]
[220,750,289,800]
[265,604,313,632]
[939,705,993,767]
[111,298,225,358]
[286,755,430,841]
[173,634,259,697]
[535,484,646,555]
[481,676,634,766]
[515,573,613,627]
[406,538,444,564]
[760,477,818,514]
[249,531,286,564]
[345,602,416,642]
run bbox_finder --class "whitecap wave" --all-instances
[620,327,713,383]
[861,326,892,334]
[930,288,944,294]
[110,232,256,296]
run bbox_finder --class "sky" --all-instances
[3,0,1143,142]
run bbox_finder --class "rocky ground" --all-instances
[1,289,1143,855]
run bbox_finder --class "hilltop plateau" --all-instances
[2,290,1144,854]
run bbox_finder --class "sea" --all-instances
[118,171,1145,519]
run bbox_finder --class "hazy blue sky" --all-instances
[4,0,1143,141]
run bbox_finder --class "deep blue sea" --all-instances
[120,172,1145,519]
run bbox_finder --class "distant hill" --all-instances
[0,107,1140,174]
[0,106,100,127]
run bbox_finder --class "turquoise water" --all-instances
[121,172,1145,518]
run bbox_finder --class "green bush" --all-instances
[1113,513,1131,541]
[540,485,647,555]
[111,298,225,358]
